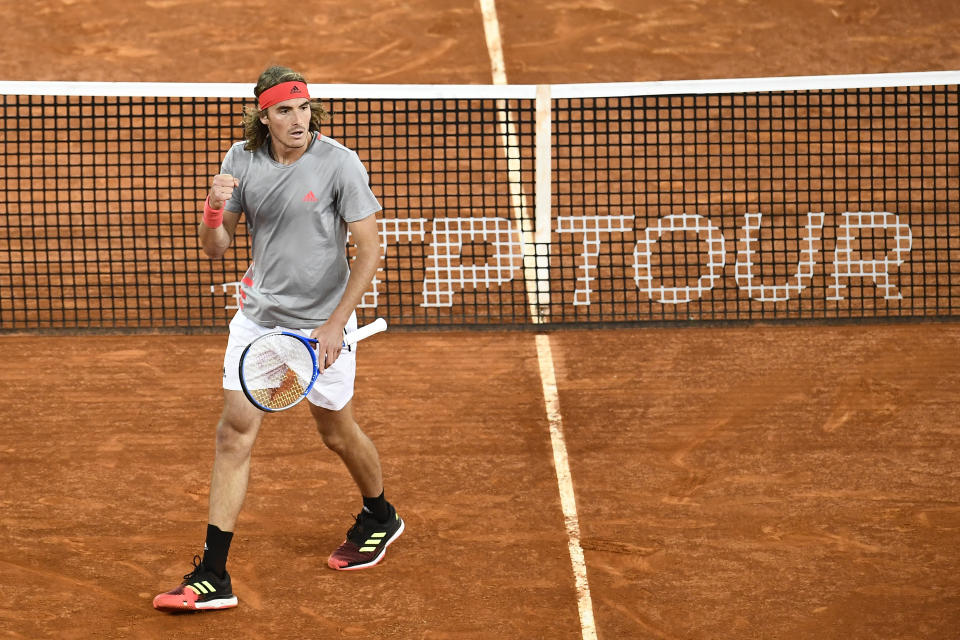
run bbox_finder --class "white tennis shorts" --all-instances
[222,310,357,411]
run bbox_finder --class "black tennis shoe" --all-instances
[327,504,404,570]
[153,555,238,612]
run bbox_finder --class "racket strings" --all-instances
[251,370,305,409]
[242,334,316,410]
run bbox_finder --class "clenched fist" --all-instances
[209,174,239,210]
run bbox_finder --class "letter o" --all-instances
[633,213,728,304]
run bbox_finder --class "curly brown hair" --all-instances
[241,65,329,151]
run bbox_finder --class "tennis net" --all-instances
[1,72,958,331]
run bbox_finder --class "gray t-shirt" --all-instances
[221,133,381,328]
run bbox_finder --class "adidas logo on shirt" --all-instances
[303,191,318,202]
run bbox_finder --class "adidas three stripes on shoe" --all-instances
[328,504,405,570]
[153,555,238,612]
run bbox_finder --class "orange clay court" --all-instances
[1,2,960,639]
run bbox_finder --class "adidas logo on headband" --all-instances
[258,81,311,110]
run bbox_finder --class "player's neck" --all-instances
[268,136,311,165]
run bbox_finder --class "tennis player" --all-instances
[153,66,403,613]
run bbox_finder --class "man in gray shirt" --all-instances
[154,66,403,613]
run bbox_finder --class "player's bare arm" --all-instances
[200,173,241,258]
[310,213,382,370]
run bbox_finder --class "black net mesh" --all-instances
[1,83,957,331]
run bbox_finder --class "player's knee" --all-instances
[319,424,355,455]
[315,412,361,455]
[215,417,257,457]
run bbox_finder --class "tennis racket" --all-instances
[238,317,387,412]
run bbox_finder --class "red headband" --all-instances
[257,81,310,111]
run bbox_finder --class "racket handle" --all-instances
[343,317,387,346]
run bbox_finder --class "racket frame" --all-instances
[237,317,388,413]
[238,331,320,413]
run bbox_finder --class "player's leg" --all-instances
[153,392,263,612]
[310,400,404,570]
[154,311,266,612]
[310,399,382,496]
[300,312,403,570]
[209,389,266,531]
[207,310,272,537]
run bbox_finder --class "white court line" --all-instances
[479,2,598,639]
[536,334,599,640]
[479,0,546,325]
[479,0,508,85]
